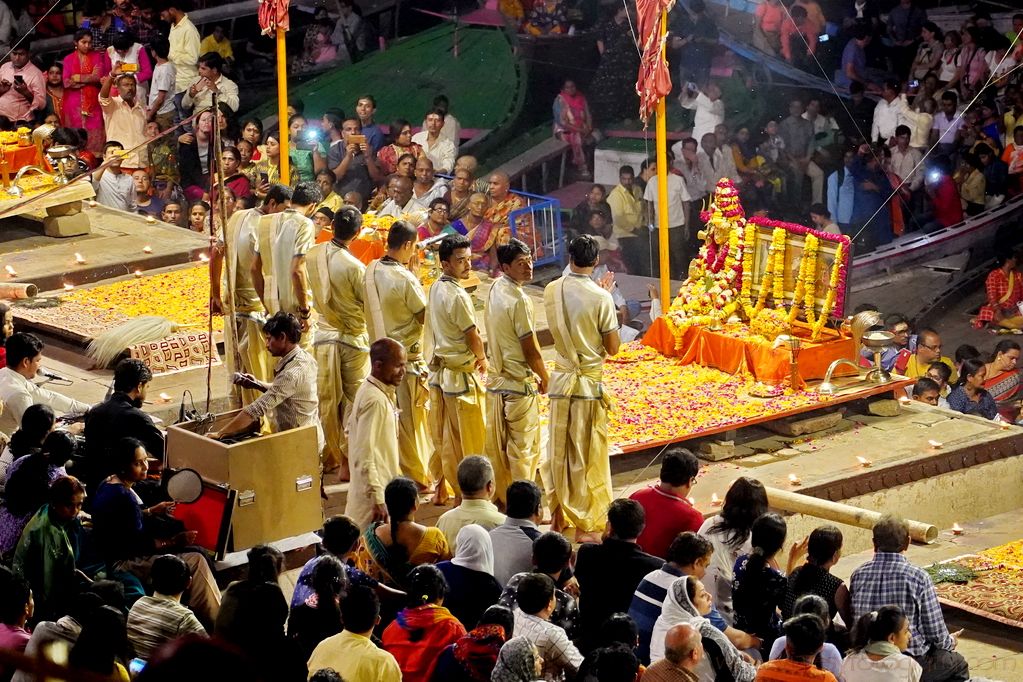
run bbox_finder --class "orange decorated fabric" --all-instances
[642,316,853,383]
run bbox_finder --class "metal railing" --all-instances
[507,189,564,269]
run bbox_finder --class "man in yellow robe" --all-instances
[345,338,405,529]
[308,206,371,477]
[542,235,620,542]
[252,181,322,350]
[364,221,433,489]
[427,234,487,501]
[484,239,550,508]
[211,184,291,406]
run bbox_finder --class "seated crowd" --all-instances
[0,437,970,682]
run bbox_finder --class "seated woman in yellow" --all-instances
[357,477,451,589]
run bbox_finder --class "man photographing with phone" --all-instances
[324,117,382,203]
[0,46,46,126]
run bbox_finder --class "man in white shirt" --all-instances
[890,124,923,192]
[642,158,690,280]
[412,109,456,174]
[513,573,584,680]
[870,79,909,143]
[377,176,425,222]
[931,91,963,155]
[422,94,461,150]
[678,82,724,145]
[0,46,45,125]
[181,51,239,114]
[0,333,89,435]
[696,132,737,195]
[160,1,200,117]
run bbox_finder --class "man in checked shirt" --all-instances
[210,311,324,455]
[850,515,968,682]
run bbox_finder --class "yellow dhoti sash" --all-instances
[428,361,486,499]
[314,340,369,471]
[486,388,541,509]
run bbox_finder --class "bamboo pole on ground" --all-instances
[276,28,290,181]
[765,486,939,544]
[655,8,671,308]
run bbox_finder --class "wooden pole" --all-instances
[276,28,290,181]
[655,8,671,308]
[765,486,939,544]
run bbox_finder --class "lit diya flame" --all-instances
[788,473,801,486]
[133,270,143,278]
[951,523,964,535]
[710,492,722,506]
[62,282,74,291]
[928,440,943,449]
[145,216,156,223]
[158,392,172,402]
[857,456,873,467]
[4,265,16,277]
[74,252,85,264]
[898,395,911,404]
[198,252,210,263]
[142,245,153,253]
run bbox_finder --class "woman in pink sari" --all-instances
[451,193,499,274]
[553,79,596,178]
[63,29,109,154]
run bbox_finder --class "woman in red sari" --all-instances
[982,339,1023,422]
[383,564,466,682]
[973,250,1023,329]
[62,30,109,154]
[553,79,595,178]
[377,119,424,176]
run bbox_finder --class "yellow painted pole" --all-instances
[655,8,671,308]
[276,28,290,181]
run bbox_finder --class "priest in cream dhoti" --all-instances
[484,239,550,509]
[542,235,621,542]
[364,221,433,489]
[307,205,371,477]
[252,181,323,350]
[426,234,487,502]
[345,338,406,529]
[211,184,292,406]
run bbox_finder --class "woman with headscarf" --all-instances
[382,564,466,682]
[492,636,544,682]
[0,431,72,560]
[435,525,503,629]
[430,604,514,682]
[650,575,757,681]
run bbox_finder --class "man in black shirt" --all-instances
[575,498,663,652]
[84,358,164,486]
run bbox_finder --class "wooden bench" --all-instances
[492,137,570,195]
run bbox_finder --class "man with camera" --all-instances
[0,46,45,127]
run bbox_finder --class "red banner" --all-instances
[635,0,675,125]
[258,0,290,34]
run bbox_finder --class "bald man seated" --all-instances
[645,623,705,681]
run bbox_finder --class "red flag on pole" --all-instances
[258,0,290,33]
[635,0,675,126]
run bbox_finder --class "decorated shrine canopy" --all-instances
[661,179,852,346]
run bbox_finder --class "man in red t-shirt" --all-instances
[629,448,704,558]
[925,162,964,230]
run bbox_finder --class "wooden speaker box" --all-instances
[166,411,321,551]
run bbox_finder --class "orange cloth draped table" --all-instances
[1,144,44,179]
[642,316,855,384]
[350,235,386,264]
